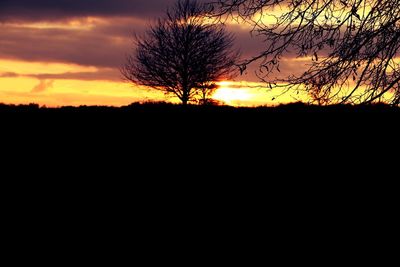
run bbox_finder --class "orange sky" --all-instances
[0,1,310,107]
[0,61,310,107]
[0,58,305,107]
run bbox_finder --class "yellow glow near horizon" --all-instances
[0,76,168,107]
[0,59,97,75]
[1,72,278,107]
[0,59,170,106]
[0,59,307,107]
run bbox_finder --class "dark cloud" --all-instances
[0,0,271,83]
[0,20,263,69]
[0,0,180,22]
[0,23,134,68]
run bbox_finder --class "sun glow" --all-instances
[214,87,252,102]
[213,80,312,106]
[214,81,253,106]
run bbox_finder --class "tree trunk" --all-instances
[182,86,189,105]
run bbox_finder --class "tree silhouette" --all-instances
[122,0,239,105]
[213,0,400,106]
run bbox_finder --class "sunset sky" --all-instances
[0,0,308,107]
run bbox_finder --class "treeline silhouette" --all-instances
[1,101,399,114]
[1,101,398,134]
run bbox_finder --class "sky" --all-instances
[0,0,307,107]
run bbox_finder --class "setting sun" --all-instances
[214,81,252,105]
[214,87,251,105]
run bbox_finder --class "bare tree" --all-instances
[212,0,400,106]
[122,0,239,105]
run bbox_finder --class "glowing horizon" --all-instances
[0,1,311,107]
[0,60,306,106]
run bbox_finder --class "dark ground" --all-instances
[1,101,396,226]
[1,101,398,135]
[1,101,398,175]
[1,101,398,130]
[1,101,399,119]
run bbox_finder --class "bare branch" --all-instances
[212,0,400,106]
[122,0,239,105]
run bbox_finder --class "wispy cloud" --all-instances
[0,72,19,78]
[31,69,120,81]
[31,80,54,93]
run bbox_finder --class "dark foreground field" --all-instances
[1,101,399,132]
[2,101,398,146]
[1,101,396,191]
[1,101,398,125]
[2,101,399,116]
[2,102,395,256]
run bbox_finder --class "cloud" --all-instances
[0,0,180,22]
[31,80,54,93]
[0,1,294,84]
[0,16,264,71]
[30,69,121,81]
[1,68,121,82]
[0,22,133,68]
[0,72,19,78]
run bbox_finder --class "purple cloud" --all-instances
[0,0,180,22]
